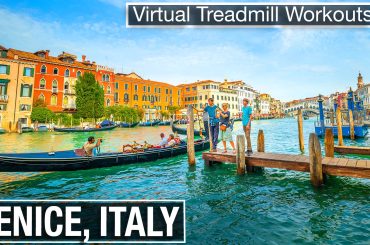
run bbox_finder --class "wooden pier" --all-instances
[202,130,370,187]
[334,145,370,156]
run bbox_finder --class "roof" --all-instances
[7,48,96,70]
[116,72,143,80]
[115,73,177,88]
[0,45,7,51]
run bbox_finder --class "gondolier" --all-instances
[83,136,102,156]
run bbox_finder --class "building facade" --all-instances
[115,73,181,121]
[0,47,36,132]
[220,80,258,113]
[96,64,115,107]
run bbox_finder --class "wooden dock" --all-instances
[334,145,370,156]
[203,151,370,179]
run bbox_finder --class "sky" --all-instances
[0,0,369,101]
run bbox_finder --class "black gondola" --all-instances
[171,123,206,137]
[119,122,139,128]
[0,140,210,172]
[139,121,161,127]
[54,125,117,132]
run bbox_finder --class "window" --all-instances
[124,93,129,102]
[142,95,147,101]
[0,65,10,74]
[154,88,157,93]
[64,69,70,77]
[134,94,138,101]
[148,86,151,93]
[114,92,118,102]
[20,84,32,97]
[52,80,58,92]
[186,88,190,92]
[63,96,68,105]
[166,89,169,94]
[107,86,111,94]
[106,75,110,82]
[39,94,45,102]
[20,104,31,111]
[64,82,69,92]
[51,95,57,105]
[41,65,46,74]
[124,84,128,90]
[134,84,138,91]
[0,82,8,96]
[106,99,110,106]
[39,79,46,89]
[143,86,146,92]
[158,88,161,93]
[76,71,82,78]
[115,82,119,89]
[23,67,34,77]
[53,68,58,75]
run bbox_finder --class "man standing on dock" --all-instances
[203,98,220,152]
[242,98,253,155]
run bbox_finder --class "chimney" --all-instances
[92,61,96,65]
[82,55,86,62]
[45,50,50,58]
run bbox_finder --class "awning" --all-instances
[0,79,10,84]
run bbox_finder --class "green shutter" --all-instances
[23,68,26,76]
[20,84,24,97]
[5,65,10,75]
[30,68,34,77]
[28,85,33,97]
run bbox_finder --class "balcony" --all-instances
[64,89,75,95]
[0,95,8,103]
[62,103,76,109]
[52,88,58,93]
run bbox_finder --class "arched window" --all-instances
[41,65,47,74]
[76,71,82,78]
[106,99,110,106]
[107,86,111,94]
[38,94,45,102]
[64,69,70,77]
[40,79,46,89]
[64,82,69,92]
[63,96,68,105]
[124,93,129,102]
[106,75,110,82]
[51,95,57,105]
[52,80,58,93]
[134,94,138,101]
[53,68,58,75]
[142,95,147,101]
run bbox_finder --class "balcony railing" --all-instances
[52,88,58,93]
[64,89,75,95]
[0,95,9,103]
[62,103,76,109]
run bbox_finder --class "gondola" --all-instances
[171,123,206,137]
[37,126,49,132]
[0,128,5,134]
[158,120,179,126]
[119,122,139,128]
[139,121,160,127]
[54,125,117,132]
[233,118,242,122]
[21,127,34,133]
[0,140,210,172]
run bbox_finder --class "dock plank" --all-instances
[357,160,367,168]
[346,159,357,167]
[334,145,370,155]
[337,158,349,166]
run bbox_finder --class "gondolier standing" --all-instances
[242,98,253,155]
[83,136,102,156]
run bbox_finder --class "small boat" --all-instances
[303,116,309,120]
[0,128,6,134]
[0,140,210,172]
[139,121,160,127]
[315,125,368,138]
[21,127,34,133]
[54,125,117,132]
[158,121,171,126]
[37,126,49,132]
[119,122,139,128]
[171,123,206,137]
[233,118,242,122]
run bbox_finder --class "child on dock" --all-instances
[219,103,236,153]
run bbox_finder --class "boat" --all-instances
[303,116,309,120]
[139,121,160,127]
[37,125,49,132]
[54,125,117,132]
[172,123,206,137]
[0,128,5,134]
[119,122,139,128]
[233,118,242,122]
[0,140,210,172]
[158,121,171,126]
[315,125,368,138]
[21,127,34,133]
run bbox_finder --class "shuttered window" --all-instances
[20,84,32,97]
[23,67,34,77]
[0,65,9,75]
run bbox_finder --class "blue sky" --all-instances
[0,0,369,101]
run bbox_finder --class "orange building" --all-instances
[7,49,96,112]
[95,64,115,107]
[115,72,181,121]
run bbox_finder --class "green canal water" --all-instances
[0,118,369,244]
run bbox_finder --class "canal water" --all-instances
[0,118,368,244]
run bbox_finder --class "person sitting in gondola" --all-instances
[166,134,177,147]
[158,133,168,148]
[174,132,181,145]
[83,136,102,156]
[143,141,153,149]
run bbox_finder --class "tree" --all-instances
[75,72,104,122]
[168,105,180,119]
[31,107,55,123]
[160,110,169,120]
[33,98,47,108]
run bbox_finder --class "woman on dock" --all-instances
[219,103,236,153]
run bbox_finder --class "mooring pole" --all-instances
[187,105,195,165]
[309,133,324,187]
[336,108,343,146]
[324,128,334,157]
[349,110,355,140]
[236,135,246,175]
[257,129,265,153]
[297,109,304,152]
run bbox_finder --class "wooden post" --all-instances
[208,119,213,151]
[297,109,304,152]
[349,110,355,140]
[187,105,195,165]
[336,108,343,146]
[324,128,334,157]
[257,130,265,153]
[309,133,324,187]
[236,135,246,175]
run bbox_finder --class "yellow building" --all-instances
[0,47,36,132]
[178,80,239,117]
[115,72,181,121]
